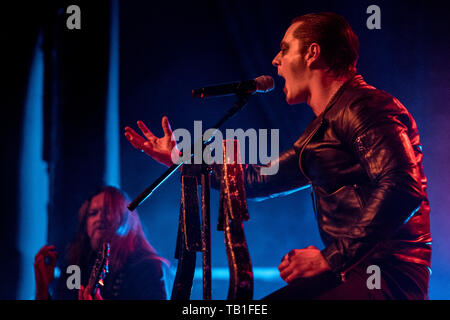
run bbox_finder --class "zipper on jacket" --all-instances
[339,185,364,282]
[353,184,364,208]
[298,119,323,219]
[339,244,379,283]
[310,183,317,219]
[297,119,323,181]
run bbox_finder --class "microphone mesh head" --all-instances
[255,75,275,93]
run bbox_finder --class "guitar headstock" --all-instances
[88,242,110,296]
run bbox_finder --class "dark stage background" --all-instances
[2,0,449,299]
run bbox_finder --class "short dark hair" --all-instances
[291,12,359,77]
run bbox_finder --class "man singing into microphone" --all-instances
[124,12,431,299]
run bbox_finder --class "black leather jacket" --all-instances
[213,75,432,279]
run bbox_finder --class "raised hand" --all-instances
[124,116,179,167]
[34,245,58,299]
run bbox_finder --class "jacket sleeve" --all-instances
[321,95,427,274]
[211,148,309,201]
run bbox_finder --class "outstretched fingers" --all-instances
[137,120,156,140]
[161,116,174,138]
[124,126,148,150]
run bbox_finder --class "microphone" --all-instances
[192,75,274,98]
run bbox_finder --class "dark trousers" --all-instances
[263,261,430,300]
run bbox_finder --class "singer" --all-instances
[124,12,431,300]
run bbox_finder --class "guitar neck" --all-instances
[87,242,110,295]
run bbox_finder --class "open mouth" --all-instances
[95,226,107,233]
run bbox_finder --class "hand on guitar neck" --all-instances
[78,285,103,300]
[78,242,110,300]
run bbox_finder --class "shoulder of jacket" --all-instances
[329,85,402,120]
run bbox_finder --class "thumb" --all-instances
[94,288,103,300]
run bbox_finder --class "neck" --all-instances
[307,72,351,116]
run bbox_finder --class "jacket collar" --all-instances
[293,74,366,159]
[322,74,366,117]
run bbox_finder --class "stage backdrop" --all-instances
[2,0,449,299]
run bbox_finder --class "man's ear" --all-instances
[304,43,321,68]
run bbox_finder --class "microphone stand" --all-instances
[127,93,251,300]
[127,92,251,211]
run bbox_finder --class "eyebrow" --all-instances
[280,41,289,50]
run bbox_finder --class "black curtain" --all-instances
[1,0,111,298]
[1,2,41,300]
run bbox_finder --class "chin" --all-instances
[285,89,304,105]
[286,96,303,105]
[90,237,102,251]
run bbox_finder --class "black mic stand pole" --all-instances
[127,93,251,300]
[127,93,251,212]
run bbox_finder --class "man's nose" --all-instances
[98,209,108,223]
[272,52,281,67]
